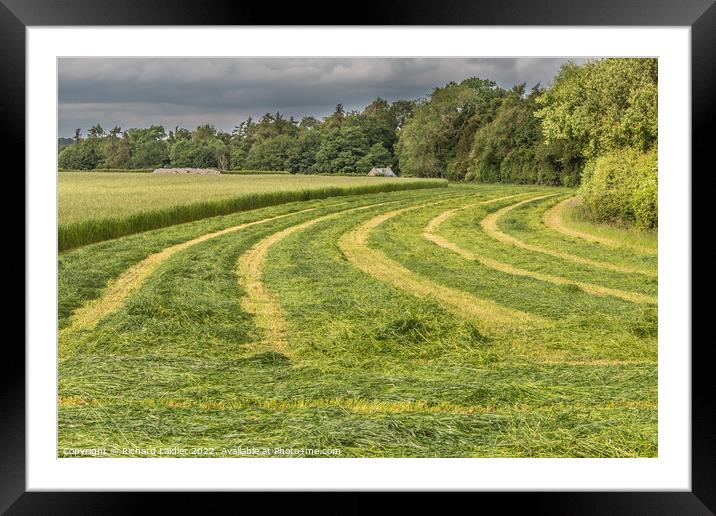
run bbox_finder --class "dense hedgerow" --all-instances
[579,149,657,229]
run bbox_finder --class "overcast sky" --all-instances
[58,57,583,137]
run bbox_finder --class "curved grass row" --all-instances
[58,205,324,355]
[424,200,656,305]
[339,200,548,332]
[236,201,399,358]
[481,195,656,277]
[543,196,658,255]
[58,189,449,331]
[59,178,448,251]
[504,195,658,270]
[366,196,657,362]
[58,184,658,457]
[434,199,657,295]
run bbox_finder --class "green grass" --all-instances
[369,189,656,362]
[561,198,658,251]
[436,193,657,295]
[58,183,657,457]
[219,169,292,175]
[58,172,446,250]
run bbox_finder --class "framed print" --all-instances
[7,0,712,512]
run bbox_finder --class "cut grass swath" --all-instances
[339,200,548,331]
[482,195,656,277]
[424,201,657,305]
[236,201,393,358]
[58,205,324,355]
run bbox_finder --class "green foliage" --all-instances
[229,144,249,170]
[286,130,322,173]
[57,137,74,151]
[631,164,658,230]
[388,99,416,129]
[356,142,395,171]
[245,134,298,171]
[314,126,370,173]
[169,137,227,169]
[535,58,658,159]
[466,89,584,186]
[396,78,506,179]
[128,139,168,168]
[58,142,102,170]
[579,148,657,229]
[223,100,404,175]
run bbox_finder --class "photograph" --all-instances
[7,3,708,507]
[56,56,659,459]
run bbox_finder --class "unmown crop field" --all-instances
[58,180,657,457]
[58,172,445,250]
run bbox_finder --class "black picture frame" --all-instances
[6,0,711,512]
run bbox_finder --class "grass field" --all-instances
[58,183,657,458]
[545,196,658,254]
[58,172,446,250]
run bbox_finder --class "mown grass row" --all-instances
[498,195,658,270]
[368,193,657,363]
[433,193,657,295]
[57,185,657,457]
[57,189,448,329]
[58,179,447,251]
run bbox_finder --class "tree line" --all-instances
[59,58,657,226]
[58,99,412,175]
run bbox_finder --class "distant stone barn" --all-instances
[367,166,396,177]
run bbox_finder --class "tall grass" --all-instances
[59,168,154,173]
[561,198,658,252]
[220,169,291,175]
[59,179,447,251]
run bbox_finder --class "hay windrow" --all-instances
[339,200,549,331]
[60,206,321,344]
[425,202,657,305]
[482,195,656,277]
[236,201,391,357]
[58,395,655,416]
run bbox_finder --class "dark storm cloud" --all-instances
[58,57,582,136]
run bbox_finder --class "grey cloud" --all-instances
[58,57,583,136]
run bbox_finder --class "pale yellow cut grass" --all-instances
[482,195,656,277]
[425,202,657,305]
[543,196,658,255]
[59,206,326,355]
[58,395,655,415]
[541,359,655,366]
[236,201,390,357]
[339,200,548,331]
